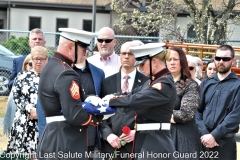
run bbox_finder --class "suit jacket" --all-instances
[8,55,27,90]
[88,62,104,96]
[100,70,148,154]
[37,60,105,138]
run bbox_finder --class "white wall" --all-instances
[9,8,110,47]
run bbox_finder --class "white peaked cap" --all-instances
[59,28,95,50]
[129,43,165,66]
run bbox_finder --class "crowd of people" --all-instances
[2,27,240,160]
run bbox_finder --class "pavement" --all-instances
[0,117,3,126]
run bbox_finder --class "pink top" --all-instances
[87,52,121,78]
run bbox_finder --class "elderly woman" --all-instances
[186,55,201,85]
[3,54,33,136]
[166,47,203,160]
[204,58,216,78]
[4,46,48,157]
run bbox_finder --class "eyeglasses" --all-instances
[189,66,195,71]
[214,56,232,62]
[120,52,134,56]
[28,62,32,67]
[97,39,113,43]
[32,58,47,62]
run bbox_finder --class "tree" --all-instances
[111,0,240,44]
[111,0,181,38]
[183,0,240,44]
[1,36,30,55]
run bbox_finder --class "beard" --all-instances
[100,49,110,56]
[216,63,232,74]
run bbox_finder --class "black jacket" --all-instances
[37,52,100,160]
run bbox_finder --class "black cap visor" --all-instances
[134,55,149,67]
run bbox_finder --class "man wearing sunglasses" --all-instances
[195,44,240,160]
[87,27,121,78]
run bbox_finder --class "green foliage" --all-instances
[1,36,30,55]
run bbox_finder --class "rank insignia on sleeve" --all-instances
[70,80,80,99]
[152,83,162,90]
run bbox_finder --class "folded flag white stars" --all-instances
[82,102,116,115]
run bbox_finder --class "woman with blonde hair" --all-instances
[4,46,48,158]
[22,54,33,71]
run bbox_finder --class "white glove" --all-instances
[103,113,115,120]
[85,96,102,106]
[101,94,115,105]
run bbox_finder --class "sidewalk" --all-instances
[0,117,3,126]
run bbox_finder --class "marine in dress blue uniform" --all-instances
[37,28,103,160]
[107,43,177,160]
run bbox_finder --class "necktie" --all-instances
[122,75,130,93]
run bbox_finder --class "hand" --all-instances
[85,96,102,106]
[119,130,136,143]
[101,94,115,105]
[29,108,38,120]
[107,134,121,149]
[201,134,219,148]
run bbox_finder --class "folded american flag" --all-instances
[82,102,116,115]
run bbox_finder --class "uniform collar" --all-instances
[54,52,74,67]
[150,68,170,83]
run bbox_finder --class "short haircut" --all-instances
[30,46,49,58]
[216,44,235,58]
[29,28,45,40]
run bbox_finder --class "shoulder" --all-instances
[14,55,26,63]
[103,72,119,82]
[87,54,99,61]
[136,70,148,81]
[186,79,199,87]
[88,62,103,72]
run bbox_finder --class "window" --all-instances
[29,17,41,30]
[83,20,92,32]
[0,19,3,29]
[187,25,197,38]
[56,18,68,46]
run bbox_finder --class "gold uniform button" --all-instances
[96,122,99,125]
[91,120,94,123]
[79,129,82,132]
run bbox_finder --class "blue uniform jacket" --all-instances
[195,72,240,140]
[37,61,104,137]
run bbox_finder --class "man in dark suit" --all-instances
[8,28,46,90]
[100,40,148,160]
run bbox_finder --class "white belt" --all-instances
[46,115,66,123]
[134,123,171,131]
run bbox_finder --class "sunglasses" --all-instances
[214,56,232,62]
[28,62,32,67]
[189,66,195,71]
[97,39,113,43]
